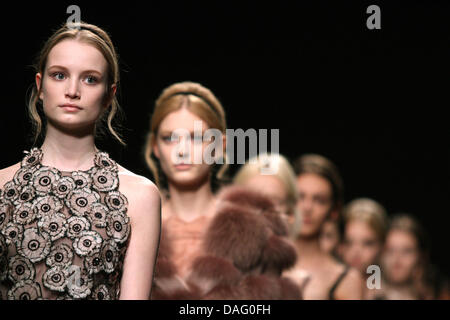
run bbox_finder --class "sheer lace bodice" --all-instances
[0,148,130,300]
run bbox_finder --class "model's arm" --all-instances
[119,177,161,300]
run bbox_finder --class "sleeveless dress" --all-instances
[0,148,131,300]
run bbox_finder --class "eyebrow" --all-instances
[47,65,103,77]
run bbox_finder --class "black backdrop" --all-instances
[1,1,449,276]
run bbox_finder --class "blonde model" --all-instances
[0,22,161,300]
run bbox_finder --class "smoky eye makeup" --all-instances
[158,133,172,142]
[159,131,205,143]
[159,132,177,142]
[363,239,377,247]
[314,195,330,205]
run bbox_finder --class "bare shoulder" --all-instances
[343,267,364,286]
[323,255,364,299]
[0,162,21,189]
[117,164,161,220]
[117,164,157,188]
[117,164,160,200]
[335,265,364,300]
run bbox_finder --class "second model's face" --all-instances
[153,108,213,189]
[381,230,420,284]
[37,39,110,130]
[296,173,333,238]
[241,174,293,225]
[341,220,382,274]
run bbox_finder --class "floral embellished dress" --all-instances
[0,148,131,300]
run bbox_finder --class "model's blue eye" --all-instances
[85,75,98,84]
[52,72,65,80]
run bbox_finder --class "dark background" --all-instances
[0,1,449,276]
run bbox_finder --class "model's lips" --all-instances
[174,163,192,170]
[59,104,82,111]
[391,263,404,272]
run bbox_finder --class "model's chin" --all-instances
[45,108,99,125]
[387,272,409,284]
[46,116,97,134]
[299,225,320,238]
[349,261,365,273]
[171,173,201,185]
[168,169,210,189]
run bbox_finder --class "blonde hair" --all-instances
[28,21,124,145]
[343,198,388,242]
[233,152,298,211]
[233,153,300,237]
[144,81,228,190]
[388,213,429,254]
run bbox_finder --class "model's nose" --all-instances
[65,78,80,99]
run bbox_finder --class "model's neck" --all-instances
[165,179,216,222]
[40,124,97,171]
[294,235,323,260]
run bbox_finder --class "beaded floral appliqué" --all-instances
[0,148,130,300]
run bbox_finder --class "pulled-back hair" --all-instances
[28,21,125,146]
[343,198,388,243]
[144,81,228,192]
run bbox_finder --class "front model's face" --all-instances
[153,107,214,189]
[319,219,340,255]
[296,173,333,238]
[341,220,382,274]
[36,39,111,131]
[240,174,293,225]
[381,230,420,285]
